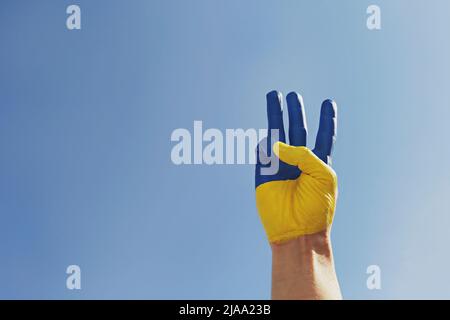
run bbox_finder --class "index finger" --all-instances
[313,99,337,164]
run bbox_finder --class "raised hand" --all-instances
[255,91,338,243]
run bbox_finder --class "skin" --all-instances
[271,230,341,300]
[255,91,341,299]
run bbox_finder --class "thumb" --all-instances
[273,142,336,182]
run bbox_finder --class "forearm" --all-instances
[271,230,342,300]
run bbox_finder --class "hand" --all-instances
[255,91,338,243]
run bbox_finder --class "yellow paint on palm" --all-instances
[256,142,338,243]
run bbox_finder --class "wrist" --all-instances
[271,229,332,257]
[270,230,342,300]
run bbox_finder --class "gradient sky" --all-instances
[1,0,450,299]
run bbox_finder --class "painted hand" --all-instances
[255,91,338,243]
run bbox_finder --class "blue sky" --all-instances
[1,0,450,299]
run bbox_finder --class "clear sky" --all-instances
[1,0,450,299]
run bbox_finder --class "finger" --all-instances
[273,142,335,182]
[286,92,307,146]
[314,99,337,164]
[266,91,286,156]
